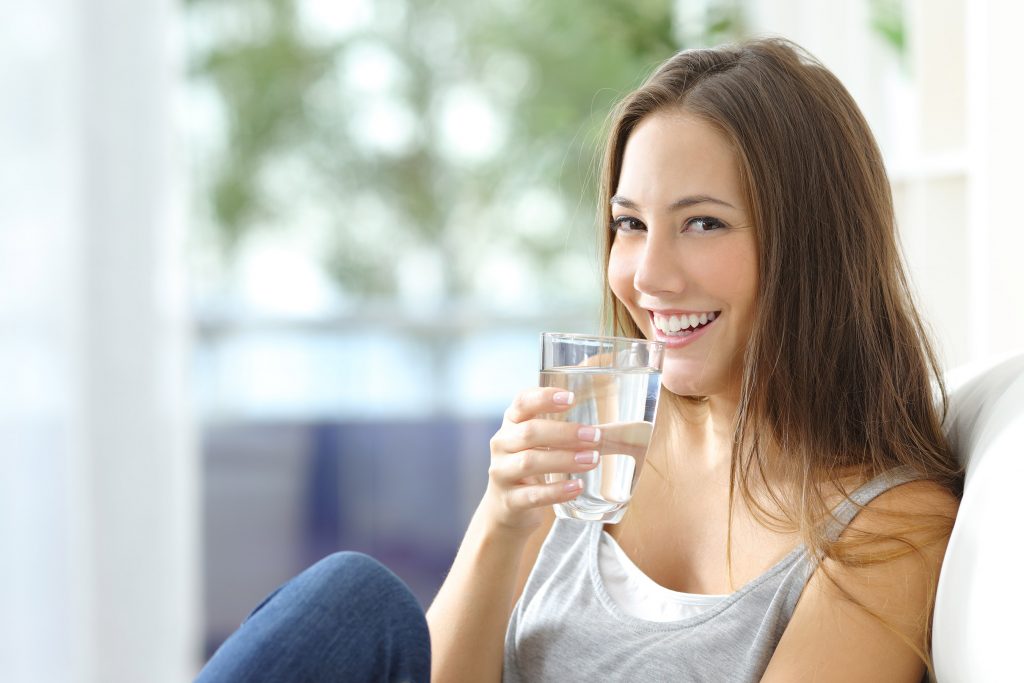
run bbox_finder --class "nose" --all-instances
[633,230,685,296]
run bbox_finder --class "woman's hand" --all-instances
[481,386,603,536]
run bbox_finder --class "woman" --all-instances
[197,38,960,683]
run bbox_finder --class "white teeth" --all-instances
[652,311,719,335]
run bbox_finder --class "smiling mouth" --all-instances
[650,310,720,337]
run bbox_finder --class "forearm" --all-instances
[428,385,589,681]
[426,504,529,683]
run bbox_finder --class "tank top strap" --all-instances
[824,465,923,542]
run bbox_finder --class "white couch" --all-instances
[932,352,1024,681]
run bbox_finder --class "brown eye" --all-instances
[685,216,726,233]
[610,216,646,233]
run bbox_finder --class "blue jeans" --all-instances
[196,552,431,682]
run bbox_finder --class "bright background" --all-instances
[2,0,1022,681]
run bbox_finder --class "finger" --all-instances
[491,419,602,455]
[598,421,654,458]
[504,386,576,424]
[505,478,584,510]
[489,447,600,487]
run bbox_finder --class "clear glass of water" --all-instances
[540,332,664,523]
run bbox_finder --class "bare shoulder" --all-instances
[762,478,958,682]
[854,477,959,525]
[838,477,959,590]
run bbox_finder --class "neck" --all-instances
[647,389,741,480]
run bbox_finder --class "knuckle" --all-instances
[505,489,525,515]
[517,450,532,476]
[507,388,542,424]
[526,487,541,506]
[488,455,510,482]
[507,395,527,421]
[518,421,536,444]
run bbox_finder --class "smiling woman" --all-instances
[576,37,960,681]
[195,37,961,683]
[607,112,758,397]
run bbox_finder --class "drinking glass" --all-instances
[540,332,664,523]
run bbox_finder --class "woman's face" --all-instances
[608,111,758,398]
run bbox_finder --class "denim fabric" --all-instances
[196,552,431,683]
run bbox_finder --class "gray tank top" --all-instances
[503,467,920,682]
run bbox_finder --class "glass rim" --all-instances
[541,331,664,348]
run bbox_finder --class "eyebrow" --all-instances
[610,194,736,211]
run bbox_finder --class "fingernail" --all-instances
[553,391,574,406]
[575,450,599,464]
[564,479,582,491]
[577,426,601,443]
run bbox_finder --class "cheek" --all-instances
[710,242,759,334]
[727,244,759,313]
[607,243,636,303]
[701,237,757,299]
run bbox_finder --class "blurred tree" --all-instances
[186,0,745,307]
[868,0,906,66]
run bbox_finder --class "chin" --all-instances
[661,375,708,398]
[659,366,732,399]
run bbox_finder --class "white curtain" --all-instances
[0,1,199,682]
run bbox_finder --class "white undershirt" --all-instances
[598,530,728,622]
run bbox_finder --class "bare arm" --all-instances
[426,507,554,683]
[426,388,596,683]
[762,481,958,682]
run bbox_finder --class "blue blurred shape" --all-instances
[203,416,499,657]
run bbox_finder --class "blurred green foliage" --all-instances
[868,0,906,64]
[186,0,744,304]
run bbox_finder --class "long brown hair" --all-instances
[598,38,961,669]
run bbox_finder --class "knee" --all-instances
[302,552,428,659]
[303,552,423,619]
[201,553,430,682]
[309,551,397,591]
[311,551,382,577]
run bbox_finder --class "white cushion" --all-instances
[932,352,1024,681]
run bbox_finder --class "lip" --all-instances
[647,309,720,348]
